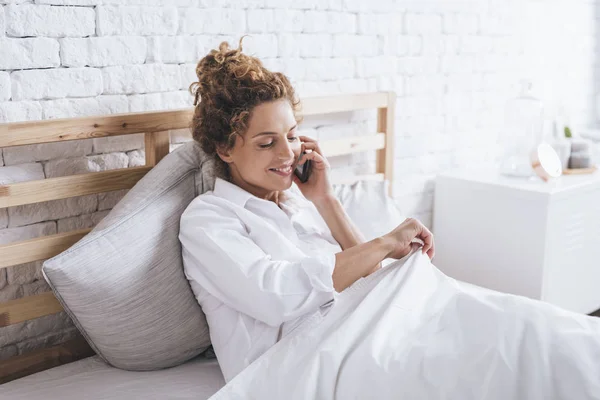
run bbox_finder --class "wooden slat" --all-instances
[320,133,385,158]
[301,92,388,116]
[332,173,385,185]
[0,109,193,147]
[145,131,171,166]
[0,292,64,328]
[376,92,396,197]
[0,93,390,148]
[0,166,150,208]
[0,335,95,384]
[0,229,91,269]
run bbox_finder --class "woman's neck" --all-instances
[228,167,285,207]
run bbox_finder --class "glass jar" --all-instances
[498,80,544,178]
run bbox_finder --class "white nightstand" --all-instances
[433,168,600,314]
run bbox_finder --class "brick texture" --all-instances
[6,4,95,37]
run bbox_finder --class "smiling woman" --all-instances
[215,100,301,201]
[189,37,302,202]
[179,37,433,383]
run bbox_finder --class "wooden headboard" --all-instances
[0,91,395,383]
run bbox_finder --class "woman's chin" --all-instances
[266,171,293,189]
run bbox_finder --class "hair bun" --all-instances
[189,38,248,106]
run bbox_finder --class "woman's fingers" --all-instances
[300,141,324,157]
[298,135,317,143]
[406,218,435,260]
[298,149,329,169]
[420,227,435,259]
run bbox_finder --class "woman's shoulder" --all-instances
[181,190,237,222]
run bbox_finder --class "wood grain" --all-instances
[376,92,395,197]
[0,109,192,147]
[0,229,91,269]
[0,335,95,384]
[563,166,597,175]
[144,131,170,167]
[0,167,150,208]
[0,93,389,147]
[0,292,64,328]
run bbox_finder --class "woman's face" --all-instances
[218,99,301,198]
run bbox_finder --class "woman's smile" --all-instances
[268,164,293,177]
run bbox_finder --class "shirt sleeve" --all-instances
[178,200,337,327]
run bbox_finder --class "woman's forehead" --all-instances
[248,100,296,133]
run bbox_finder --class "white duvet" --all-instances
[211,249,600,400]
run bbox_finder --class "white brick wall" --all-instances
[0,0,599,361]
[147,36,205,64]
[3,140,92,165]
[0,38,60,70]
[0,6,5,37]
[96,6,178,36]
[102,64,181,94]
[12,68,103,100]
[0,71,9,101]
[41,95,129,119]
[61,37,147,67]
[179,8,246,34]
[6,4,95,37]
[0,101,42,122]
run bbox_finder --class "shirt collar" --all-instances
[212,177,311,211]
[213,177,255,208]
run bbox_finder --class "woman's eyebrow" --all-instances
[252,132,277,138]
[252,125,297,138]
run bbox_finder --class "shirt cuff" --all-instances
[299,251,336,293]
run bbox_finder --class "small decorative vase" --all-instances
[550,138,571,170]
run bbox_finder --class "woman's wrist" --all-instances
[312,194,338,212]
[377,235,395,259]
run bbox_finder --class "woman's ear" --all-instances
[216,145,234,164]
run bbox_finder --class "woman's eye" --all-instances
[259,142,274,148]
[288,136,298,142]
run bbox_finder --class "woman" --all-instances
[178,39,433,383]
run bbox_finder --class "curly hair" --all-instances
[189,37,301,179]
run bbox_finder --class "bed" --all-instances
[0,92,396,398]
[0,356,225,399]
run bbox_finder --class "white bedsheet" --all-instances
[0,354,225,400]
[212,249,600,400]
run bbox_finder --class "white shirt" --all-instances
[179,177,341,382]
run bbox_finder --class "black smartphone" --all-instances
[294,154,312,183]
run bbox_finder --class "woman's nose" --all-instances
[278,141,295,160]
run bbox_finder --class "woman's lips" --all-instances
[269,166,293,176]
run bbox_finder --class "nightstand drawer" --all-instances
[543,188,600,312]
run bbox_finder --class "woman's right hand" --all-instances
[383,218,435,261]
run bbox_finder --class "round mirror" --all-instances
[530,143,562,181]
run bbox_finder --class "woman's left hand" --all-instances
[293,136,334,206]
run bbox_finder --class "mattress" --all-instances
[0,355,225,400]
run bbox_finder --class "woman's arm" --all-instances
[331,218,435,292]
[293,136,436,292]
[331,236,393,292]
[313,195,365,251]
[314,195,384,280]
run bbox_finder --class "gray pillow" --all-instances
[42,141,215,371]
